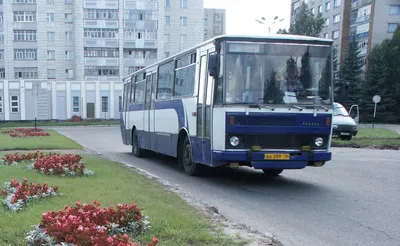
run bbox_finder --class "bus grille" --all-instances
[225,134,329,150]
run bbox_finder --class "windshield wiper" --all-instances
[248,104,275,111]
[290,105,303,111]
[313,105,329,112]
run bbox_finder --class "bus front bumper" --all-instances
[212,150,332,169]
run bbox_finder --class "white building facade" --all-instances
[0,0,204,121]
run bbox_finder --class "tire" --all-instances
[179,136,202,176]
[262,169,283,177]
[132,129,145,157]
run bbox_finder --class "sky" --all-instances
[204,0,291,35]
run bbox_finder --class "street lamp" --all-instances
[255,16,284,34]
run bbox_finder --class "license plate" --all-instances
[265,153,290,160]
[341,132,351,136]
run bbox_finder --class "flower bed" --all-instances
[28,153,94,177]
[26,201,159,246]
[1,150,47,165]
[0,178,60,212]
[1,128,50,138]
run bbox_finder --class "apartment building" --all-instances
[204,8,226,41]
[291,0,400,75]
[0,0,204,121]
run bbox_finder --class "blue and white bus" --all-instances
[120,34,334,177]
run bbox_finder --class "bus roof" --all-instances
[123,34,333,82]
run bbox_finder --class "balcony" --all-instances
[124,20,157,30]
[351,0,372,9]
[125,0,157,10]
[84,38,119,48]
[85,76,120,82]
[84,19,119,29]
[350,15,370,25]
[124,57,156,67]
[123,39,157,49]
[85,57,119,66]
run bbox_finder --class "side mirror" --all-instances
[208,53,220,78]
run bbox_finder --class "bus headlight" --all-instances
[315,137,324,147]
[230,136,240,147]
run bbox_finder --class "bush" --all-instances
[26,201,159,246]
[0,178,60,212]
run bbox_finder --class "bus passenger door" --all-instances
[143,75,152,150]
[150,73,157,151]
[203,51,215,165]
[121,83,129,145]
[195,51,208,164]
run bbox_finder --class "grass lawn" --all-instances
[0,129,82,151]
[332,127,400,149]
[0,153,242,246]
[0,120,119,128]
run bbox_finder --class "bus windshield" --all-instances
[223,42,332,106]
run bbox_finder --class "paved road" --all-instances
[55,126,400,246]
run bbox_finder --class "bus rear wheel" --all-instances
[180,136,202,176]
[262,169,283,177]
[132,130,145,157]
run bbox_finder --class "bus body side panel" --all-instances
[127,104,144,146]
[153,98,197,158]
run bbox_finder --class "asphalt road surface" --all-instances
[55,126,400,246]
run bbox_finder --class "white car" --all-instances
[332,102,359,141]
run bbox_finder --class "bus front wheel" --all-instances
[262,169,283,177]
[132,130,145,157]
[180,136,202,176]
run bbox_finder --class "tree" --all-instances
[277,2,325,37]
[340,34,364,109]
[359,45,389,122]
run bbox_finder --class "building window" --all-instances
[318,5,322,13]
[47,13,55,22]
[47,50,55,60]
[65,0,72,4]
[333,14,340,23]
[0,68,5,78]
[180,17,187,26]
[47,69,55,79]
[47,32,55,42]
[0,13,3,23]
[165,0,170,8]
[14,30,37,42]
[47,0,54,3]
[83,28,118,39]
[84,9,118,20]
[14,49,37,60]
[325,17,330,26]
[13,0,36,2]
[0,49,3,60]
[324,33,329,38]
[14,67,38,79]
[65,13,73,23]
[66,31,73,41]
[84,48,119,57]
[325,2,330,11]
[118,96,122,112]
[180,34,186,44]
[388,23,398,33]
[11,96,19,113]
[102,96,108,112]
[164,34,170,43]
[334,0,341,8]
[65,51,74,60]
[85,66,119,76]
[165,16,170,25]
[73,96,79,112]
[311,8,315,15]
[0,96,2,113]
[180,0,187,8]
[13,11,36,22]
[332,30,339,39]
[389,5,400,15]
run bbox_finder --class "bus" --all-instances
[120,34,334,177]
